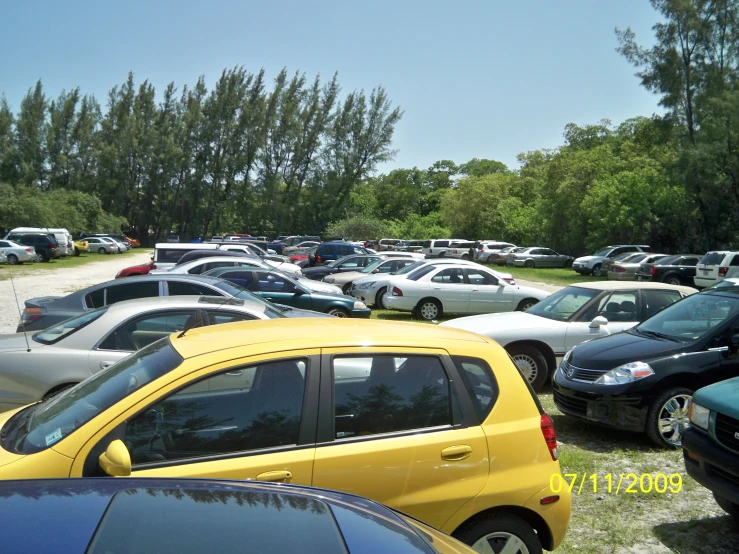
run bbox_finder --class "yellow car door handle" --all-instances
[256,470,293,483]
[441,445,472,461]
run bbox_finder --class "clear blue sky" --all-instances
[1,0,661,171]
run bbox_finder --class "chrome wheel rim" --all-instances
[592,265,602,276]
[7,255,18,265]
[420,302,438,320]
[328,309,347,318]
[98,248,106,254]
[666,278,681,285]
[376,288,387,309]
[472,532,529,554]
[658,394,691,446]
[33,253,42,262]
[512,354,538,383]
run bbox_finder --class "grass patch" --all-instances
[369,309,456,324]
[484,265,608,287]
[0,249,151,280]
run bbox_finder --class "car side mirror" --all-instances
[589,316,609,329]
[99,439,132,477]
[732,333,739,348]
[372,269,380,273]
[294,286,307,296]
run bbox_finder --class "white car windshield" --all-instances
[526,286,600,322]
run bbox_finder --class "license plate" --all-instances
[703,269,710,274]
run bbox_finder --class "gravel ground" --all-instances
[0,251,152,334]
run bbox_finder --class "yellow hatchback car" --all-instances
[0,320,570,553]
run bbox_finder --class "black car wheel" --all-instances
[592,263,603,276]
[74,247,80,256]
[6,254,18,265]
[646,387,693,448]
[524,260,535,268]
[461,254,471,260]
[564,259,573,268]
[375,287,388,309]
[454,513,542,554]
[508,345,548,391]
[516,298,539,312]
[663,275,683,286]
[714,492,739,524]
[326,307,349,318]
[342,283,352,294]
[32,251,43,263]
[98,247,106,254]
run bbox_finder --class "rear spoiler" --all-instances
[24,296,62,309]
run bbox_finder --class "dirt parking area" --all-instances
[0,251,152,334]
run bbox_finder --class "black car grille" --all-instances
[708,464,739,488]
[715,413,739,453]
[553,389,587,416]
[560,360,607,382]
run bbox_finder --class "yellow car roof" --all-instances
[170,318,488,360]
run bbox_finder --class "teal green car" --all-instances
[204,267,372,318]
[683,377,739,524]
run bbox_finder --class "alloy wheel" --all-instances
[472,532,530,554]
[327,308,348,318]
[6,254,18,265]
[666,277,681,285]
[657,394,691,446]
[512,354,538,384]
[33,252,43,263]
[419,301,439,320]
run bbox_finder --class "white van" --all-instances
[694,251,739,288]
[421,239,465,258]
[6,227,73,256]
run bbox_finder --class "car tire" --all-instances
[524,260,535,268]
[516,298,539,312]
[416,298,442,321]
[74,247,80,257]
[508,345,549,391]
[646,387,693,448]
[565,259,573,268]
[454,513,542,554]
[592,263,603,276]
[6,254,18,265]
[714,492,739,523]
[462,254,471,260]
[326,307,349,318]
[342,283,352,295]
[663,275,683,286]
[98,247,106,254]
[375,287,388,309]
[32,251,43,263]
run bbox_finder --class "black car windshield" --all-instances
[526,286,600,322]
[33,307,108,345]
[636,292,739,342]
[3,339,183,455]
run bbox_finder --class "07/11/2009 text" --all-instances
[550,473,683,495]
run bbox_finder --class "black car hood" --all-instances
[570,331,688,370]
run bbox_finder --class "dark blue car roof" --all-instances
[0,478,434,554]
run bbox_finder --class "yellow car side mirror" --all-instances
[99,439,132,477]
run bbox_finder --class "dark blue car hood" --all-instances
[570,330,689,371]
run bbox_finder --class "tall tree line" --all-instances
[0,68,401,243]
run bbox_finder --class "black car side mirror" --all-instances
[731,333,739,348]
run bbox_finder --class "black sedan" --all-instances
[635,254,701,286]
[0,478,475,553]
[301,254,384,280]
[553,286,739,448]
[18,274,328,332]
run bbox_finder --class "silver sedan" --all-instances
[506,247,574,268]
[0,239,35,265]
[0,295,291,413]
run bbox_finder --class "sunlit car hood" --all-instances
[297,279,342,294]
[574,256,597,263]
[441,311,566,335]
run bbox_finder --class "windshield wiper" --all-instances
[636,328,681,342]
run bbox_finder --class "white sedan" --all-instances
[383,263,550,321]
[441,281,695,391]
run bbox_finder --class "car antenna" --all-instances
[9,274,32,352]
[176,281,236,338]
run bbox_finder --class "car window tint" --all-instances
[0,241,9,248]
[338,257,362,268]
[332,355,451,439]
[682,257,699,266]
[86,288,106,308]
[406,264,436,281]
[431,268,465,284]
[543,249,558,256]
[435,241,449,248]
[353,247,365,254]
[217,271,255,289]
[106,282,160,305]
[257,273,296,293]
[699,252,726,265]
[100,311,198,351]
[323,245,337,256]
[731,255,739,267]
[125,358,308,465]
[644,290,682,319]
[208,311,258,325]
[596,292,638,322]
[452,356,498,422]
[167,282,215,296]
[465,268,497,285]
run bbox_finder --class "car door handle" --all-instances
[100,361,115,369]
[256,470,293,483]
[225,370,244,376]
[441,445,472,461]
